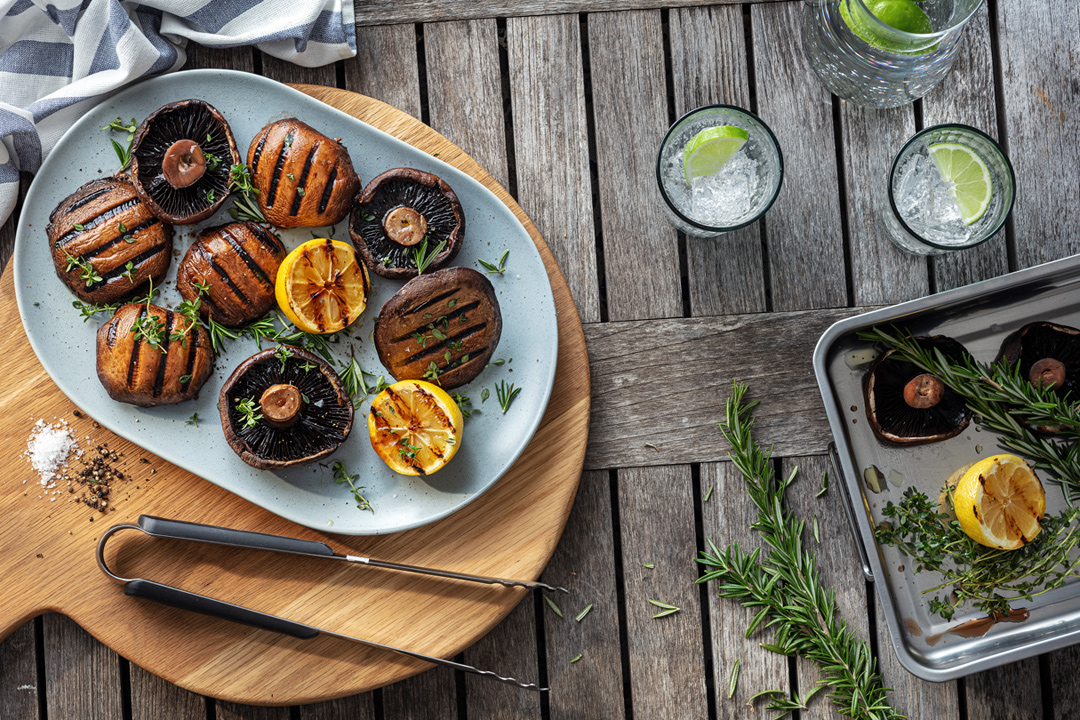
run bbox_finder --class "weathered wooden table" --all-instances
[2,1,1077,718]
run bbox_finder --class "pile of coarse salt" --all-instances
[24,419,82,492]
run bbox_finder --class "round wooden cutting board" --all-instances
[0,85,590,705]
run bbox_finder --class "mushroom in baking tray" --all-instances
[349,168,465,279]
[130,99,241,225]
[864,335,973,445]
[219,347,354,470]
[48,176,173,303]
[247,118,360,228]
[374,267,501,389]
[96,302,214,406]
[176,221,286,327]
[996,322,1080,395]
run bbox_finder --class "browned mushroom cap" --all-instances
[374,267,501,389]
[864,335,972,446]
[349,168,464,279]
[219,347,354,470]
[247,119,360,228]
[48,176,173,303]
[130,99,241,225]
[96,302,214,407]
[176,221,285,327]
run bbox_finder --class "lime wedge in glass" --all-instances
[682,125,750,184]
[928,142,993,225]
[839,0,934,54]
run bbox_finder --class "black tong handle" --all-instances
[139,515,336,557]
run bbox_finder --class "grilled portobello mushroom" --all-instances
[350,168,465,279]
[130,99,241,225]
[374,267,501,389]
[176,222,286,327]
[48,177,173,303]
[247,118,359,228]
[97,303,214,407]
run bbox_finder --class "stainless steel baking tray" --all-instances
[814,253,1080,682]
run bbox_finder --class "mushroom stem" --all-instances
[162,140,206,188]
[1029,358,1066,390]
[384,206,428,246]
[903,373,945,409]
[260,383,302,428]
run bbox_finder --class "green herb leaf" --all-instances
[544,596,564,618]
[575,603,593,622]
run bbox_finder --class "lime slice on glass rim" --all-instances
[838,0,935,54]
[682,125,750,184]
[928,142,993,225]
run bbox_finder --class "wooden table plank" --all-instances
[1047,644,1080,719]
[0,621,38,720]
[700,461,790,717]
[382,668,457,720]
[541,470,627,720]
[424,19,510,189]
[347,24,423,120]
[584,307,863,470]
[507,14,601,323]
[921,6,1009,291]
[464,599,543,719]
[616,465,709,719]
[669,5,768,316]
[965,659,1043,720]
[129,664,205,720]
[751,2,847,312]
[298,693,376,719]
[353,0,788,27]
[840,104,925,305]
[995,0,1080,269]
[42,614,124,720]
[216,702,288,720]
[588,10,682,320]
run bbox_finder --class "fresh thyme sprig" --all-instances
[333,460,373,513]
[103,117,137,171]
[413,236,446,275]
[72,299,120,322]
[859,325,1080,500]
[227,163,268,223]
[236,397,262,428]
[63,250,102,287]
[875,486,1080,620]
[696,383,902,720]
[129,281,166,353]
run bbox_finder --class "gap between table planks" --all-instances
[0,84,590,706]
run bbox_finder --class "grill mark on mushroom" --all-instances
[152,311,175,398]
[61,186,113,213]
[251,131,268,174]
[180,335,198,394]
[402,331,490,369]
[387,301,481,345]
[266,129,293,209]
[209,256,249,306]
[127,304,146,387]
[71,217,161,261]
[221,225,274,289]
[248,222,282,255]
[290,140,320,217]
[318,166,338,214]
[54,198,142,248]
[88,243,170,288]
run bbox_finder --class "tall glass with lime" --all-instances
[655,105,783,239]
[882,124,1014,255]
[801,0,983,108]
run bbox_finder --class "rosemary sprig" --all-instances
[228,163,268,223]
[478,249,509,275]
[875,486,1080,620]
[103,117,137,171]
[412,236,446,275]
[860,325,1080,500]
[495,380,521,414]
[333,460,373,513]
[339,352,389,406]
[697,383,902,720]
[647,599,680,619]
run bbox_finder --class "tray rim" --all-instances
[814,252,1080,682]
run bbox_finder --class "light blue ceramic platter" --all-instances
[13,70,558,535]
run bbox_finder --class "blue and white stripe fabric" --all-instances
[0,0,356,229]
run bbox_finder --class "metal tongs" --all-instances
[97,515,567,691]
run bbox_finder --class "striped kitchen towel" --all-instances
[0,0,357,230]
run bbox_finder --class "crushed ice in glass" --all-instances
[894,145,972,245]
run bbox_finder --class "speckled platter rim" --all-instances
[13,69,558,535]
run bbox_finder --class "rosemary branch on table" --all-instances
[696,383,902,720]
[876,486,1080,620]
[858,325,1080,501]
